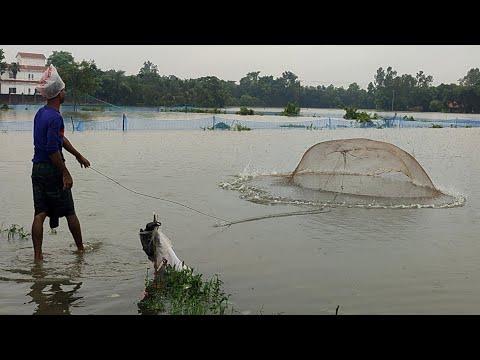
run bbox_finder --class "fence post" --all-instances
[71,117,74,132]
[213,115,215,131]
[122,114,126,132]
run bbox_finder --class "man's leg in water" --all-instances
[32,212,47,261]
[65,214,85,252]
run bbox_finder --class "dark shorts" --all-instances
[31,162,76,218]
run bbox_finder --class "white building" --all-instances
[0,52,48,95]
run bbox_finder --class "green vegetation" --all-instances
[403,115,415,121]
[5,47,480,114]
[341,105,378,123]
[232,123,251,131]
[0,224,30,240]
[429,100,443,112]
[0,104,12,111]
[431,124,443,128]
[236,107,255,115]
[170,108,225,114]
[0,49,7,76]
[280,102,301,116]
[138,264,233,315]
[47,51,99,112]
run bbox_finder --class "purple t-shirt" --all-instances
[32,105,65,163]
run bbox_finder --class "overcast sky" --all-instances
[2,45,479,89]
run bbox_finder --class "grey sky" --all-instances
[2,45,479,88]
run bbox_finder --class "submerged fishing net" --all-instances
[289,138,439,198]
[220,138,464,209]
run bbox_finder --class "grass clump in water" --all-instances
[0,223,30,240]
[138,264,234,315]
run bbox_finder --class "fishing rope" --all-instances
[214,208,331,227]
[89,166,230,223]
[89,166,330,227]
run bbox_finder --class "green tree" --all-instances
[138,61,159,78]
[0,49,7,76]
[8,62,20,79]
[280,102,300,116]
[0,49,7,94]
[416,70,433,88]
[47,51,75,69]
[429,99,443,112]
[459,68,480,86]
[95,69,131,105]
[55,59,100,111]
[238,94,263,107]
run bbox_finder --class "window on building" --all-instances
[9,88,16,94]
[8,72,14,79]
[28,88,31,94]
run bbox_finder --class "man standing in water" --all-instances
[31,64,90,261]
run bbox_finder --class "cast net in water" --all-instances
[220,138,464,208]
[289,138,439,198]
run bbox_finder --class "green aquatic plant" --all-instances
[0,223,30,240]
[232,122,251,131]
[236,107,255,115]
[280,102,301,116]
[138,264,234,315]
[341,105,375,123]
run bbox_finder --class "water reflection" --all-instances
[27,256,85,315]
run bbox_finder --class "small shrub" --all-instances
[236,107,255,116]
[138,264,234,315]
[233,123,251,131]
[280,102,301,116]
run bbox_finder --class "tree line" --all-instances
[2,49,480,113]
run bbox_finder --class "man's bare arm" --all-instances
[63,136,90,168]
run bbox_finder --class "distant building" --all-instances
[448,100,459,109]
[0,52,48,95]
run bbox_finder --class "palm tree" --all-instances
[0,49,7,76]
[9,62,20,79]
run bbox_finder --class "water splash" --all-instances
[220,173,466,209]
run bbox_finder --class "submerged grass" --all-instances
[138,264,235,315]
[0,223,30,240]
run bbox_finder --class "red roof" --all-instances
[448,101,459,109]
[15,52,46,59]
